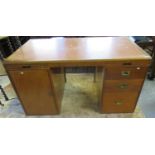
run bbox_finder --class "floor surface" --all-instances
[138,78,155,117]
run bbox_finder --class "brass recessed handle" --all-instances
[117,83,128,89]
[136,67,141,70]
[20,72,24,75]
[121,71,130,77]
[123,62,132,66]
[22,65,31,69]
[115,101,123,106]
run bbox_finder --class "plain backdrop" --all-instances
[0,1,155,155]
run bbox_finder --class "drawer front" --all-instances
[103,79,144,92]
[5,64,48,70]
[101,92,139,113]
[105,66,147,80]
[105,60,151,67]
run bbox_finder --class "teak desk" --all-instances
[3,37,151,115]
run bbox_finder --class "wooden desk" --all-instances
[3,37,151,115]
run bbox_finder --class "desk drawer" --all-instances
[102,92,139,113]
[103,79,143,92]
[5,64,48,70]
[105,66,147,80]
[105,60,150,67]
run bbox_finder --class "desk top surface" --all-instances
[5,37,151,64]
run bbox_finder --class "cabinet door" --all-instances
[9,69,58,115]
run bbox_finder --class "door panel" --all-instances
[9,69,58,115]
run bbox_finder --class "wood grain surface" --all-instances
[4,37,151,64]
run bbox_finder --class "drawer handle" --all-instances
[117,83,128,89]
[115,100,123,106]
[123,62,132,66]
[22,65,31,69]
[20,72,24,75]
[121,71,130,77]
[136,67,141,70]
